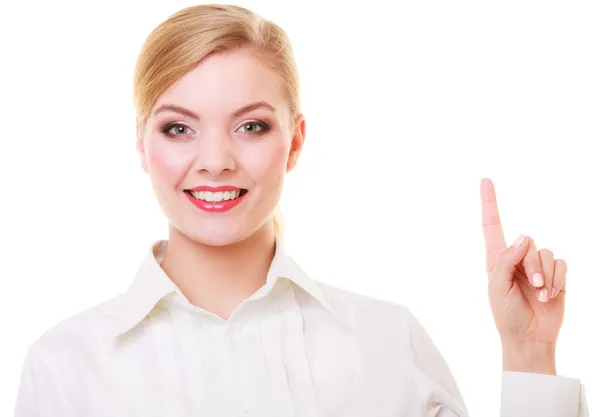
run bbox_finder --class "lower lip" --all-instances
[185,191,247,212]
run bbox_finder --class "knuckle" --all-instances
[496,247,513,264]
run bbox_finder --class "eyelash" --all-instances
[160,121,271,138]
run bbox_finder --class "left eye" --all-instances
[236,121,268,134]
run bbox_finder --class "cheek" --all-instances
[245,141,289,181]
[147,142,194,185]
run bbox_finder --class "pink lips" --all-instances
[184,186,247,213]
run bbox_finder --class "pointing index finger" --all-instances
[481,178,507,273]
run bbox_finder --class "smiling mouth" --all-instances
[184,189,248,203]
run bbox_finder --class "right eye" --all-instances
[161,123,194,138]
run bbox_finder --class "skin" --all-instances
[136,47,305,319]
[136,46,565,374]
[481,178,566,374]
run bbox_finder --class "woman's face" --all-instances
[137,48,305,246]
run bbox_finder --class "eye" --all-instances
[236,121,270,134]
[161,123,194,138]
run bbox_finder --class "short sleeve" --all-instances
[407,310,470,416]
[501,370,589,417]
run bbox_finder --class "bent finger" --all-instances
[551,259,567,298]
[521,236,545,289]
[538,249,555,302]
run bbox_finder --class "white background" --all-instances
[1,0,598,415]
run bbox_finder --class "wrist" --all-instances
[501,340,557,375]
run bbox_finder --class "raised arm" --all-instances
[480,178,588,416]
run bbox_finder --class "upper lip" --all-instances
[186,185,245,192]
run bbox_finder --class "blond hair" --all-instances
[133,4,298,238]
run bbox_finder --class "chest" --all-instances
[66,303,420,416]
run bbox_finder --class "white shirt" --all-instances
[15,237,588,416]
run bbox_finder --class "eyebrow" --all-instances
[153,101,276,120]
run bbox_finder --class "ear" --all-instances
[136,117,149,174]
[286,113,306,173]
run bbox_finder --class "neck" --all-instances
[160,224,276,320]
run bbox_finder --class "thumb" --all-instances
[490,234,529,285]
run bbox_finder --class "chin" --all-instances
[177,222,255,247]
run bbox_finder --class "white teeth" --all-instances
[190,189,242,202]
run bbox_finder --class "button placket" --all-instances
[224,318,240,348]
[224,308,257,415]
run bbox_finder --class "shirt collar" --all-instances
[108,236,347,339]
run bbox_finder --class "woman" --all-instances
[15,4,588,416]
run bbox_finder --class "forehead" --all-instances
[155,48,287,115]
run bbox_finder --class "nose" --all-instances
[194,128,236,177]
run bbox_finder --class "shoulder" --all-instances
[312,285,467,412]
[317,283,457,373]
[25,293,127,360]
[316,281,416,335]
[318,281,407,312]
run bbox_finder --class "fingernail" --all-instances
[538,288,549,302]
[532,272,544,287]
[511,234,525,247]
[551,288,558,298]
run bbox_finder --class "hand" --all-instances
[480,178,567,374]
